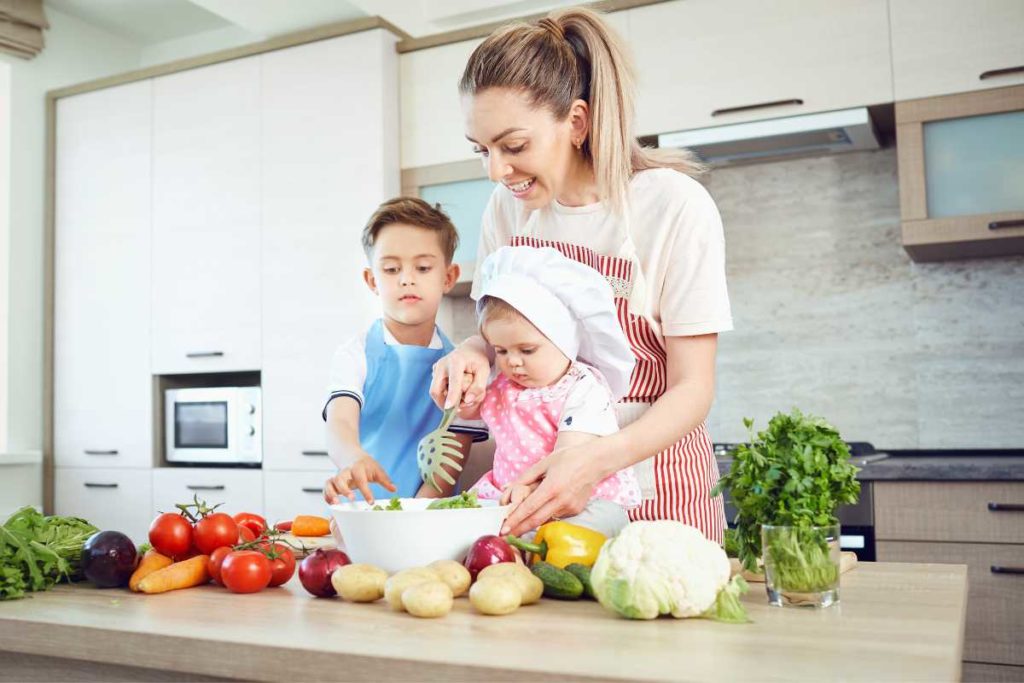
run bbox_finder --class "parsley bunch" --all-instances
[711,409,860,573]
[0,507,99,600]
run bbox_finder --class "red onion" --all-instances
[463,535,519,580]
[299,548,351,597]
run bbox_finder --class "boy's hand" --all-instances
[323,455,397,505]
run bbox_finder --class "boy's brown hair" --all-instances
[362,197,459,264]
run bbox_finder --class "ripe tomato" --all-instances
[237,525,256,543]
[148,513,193,558]
[208,546,233,586]
[193,513,239,554]
[263,543,296,587]
[233,512,267,537]
[220,550,272,594]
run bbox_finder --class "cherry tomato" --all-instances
[274,520,292,532]
[233,512,267,537]
[148,513,193,558]
[208,546,233,586]
[238,525,256,543]
[263,543,296,587]
[221,550,272,594]
[193,513,239,554]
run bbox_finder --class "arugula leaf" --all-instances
[0,507,99,600]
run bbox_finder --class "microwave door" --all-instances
[170,397,233,462]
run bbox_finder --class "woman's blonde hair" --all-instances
[459,7,703,213]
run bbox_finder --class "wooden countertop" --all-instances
[0,562,967,682]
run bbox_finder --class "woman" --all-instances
[431,7,732,543]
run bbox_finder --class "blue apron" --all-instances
[358,319,454,501]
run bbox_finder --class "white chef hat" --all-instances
[475,246,635,400]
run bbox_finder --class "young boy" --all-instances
[321,198,487,505]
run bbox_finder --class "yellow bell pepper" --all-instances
[506,521,607,569]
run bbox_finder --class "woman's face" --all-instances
[463,88,583,211]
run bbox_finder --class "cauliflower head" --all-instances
[590,521,734,620]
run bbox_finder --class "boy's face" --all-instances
[482,315,570,389]
[364,223,459,328]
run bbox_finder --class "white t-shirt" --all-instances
[323,324,488,441]
[471,168,733,339]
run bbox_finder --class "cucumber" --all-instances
[531,561,583,600]
[564,563,595,599]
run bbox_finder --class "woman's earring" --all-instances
[574,138,583,150]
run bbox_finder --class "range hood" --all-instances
[657,107,880,166]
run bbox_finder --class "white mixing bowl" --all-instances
[328,498,511,574]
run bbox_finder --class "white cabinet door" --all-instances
[260,31,392,471]
[152,468,264,518]
[263,472,333,526]
[54,81,153,469]
[55,468,153,543]
[631,0,893,136]
[151,56,262,374]
[890,0,1024,100]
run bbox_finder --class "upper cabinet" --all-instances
[629,0,893,136]
[151,56,262,374]
[260,31,395,471]
[54,81,153,469]
[890,0,1024,101]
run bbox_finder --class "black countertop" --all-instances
[716,452,1024,482]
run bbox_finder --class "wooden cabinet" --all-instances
[889,0,1024,101]
[53,81,153,470]
[260,31,393,471]
[151,56,262,374]
[152,468,263,518]
[263,472,334,525]
[54,468,152,543]
[630,0,892,137]
[876,482,1024,670]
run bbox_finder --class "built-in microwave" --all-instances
[165,387,262,465]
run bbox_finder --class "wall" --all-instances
[444,149,1024,450]
[0,7,142,454]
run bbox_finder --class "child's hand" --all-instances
[323,455,397,505]
[500,483,535,508]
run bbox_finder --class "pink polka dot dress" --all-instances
[470,363,641,508]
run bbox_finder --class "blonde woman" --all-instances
[430,8,731,543]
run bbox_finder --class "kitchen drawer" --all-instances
[152,468,263,519]
[963,662,1024,683]
[875,482,1024,543]
[54,468,152,544]
[877,540,1024,666]
[264,471,333,526]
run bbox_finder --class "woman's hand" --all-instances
[430,335,491,409]
[500,443,605,536]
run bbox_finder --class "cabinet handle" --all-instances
[301,487,322,494]
[991,565,1024,575]
[186,484,225,491]
[301,450,328,457]
[989,219,1024,231]
[84,449,118,456]
[185,351,224,358]
[712,98,804,117]
[988,502,1024,512]
[979,66,1024,80]
[84,482,118,489]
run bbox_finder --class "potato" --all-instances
[384,568,438,611]
[477,562,543,605]
[428,560,471,597]
[401,580,454,618]
[331,563,388,602]
[469,577,522,616]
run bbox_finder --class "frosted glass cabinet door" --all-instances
[420,177,495,268]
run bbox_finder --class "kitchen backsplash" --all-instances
[442,148,1024,450]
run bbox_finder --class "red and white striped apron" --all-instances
[509,235,726,544]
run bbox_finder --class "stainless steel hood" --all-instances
[657,107,880,166]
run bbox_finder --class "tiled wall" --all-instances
[444,148,1024,450]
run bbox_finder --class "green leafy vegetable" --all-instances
[702,575,750,624]
[0,507,99,600]
[371,497,403,511]
[426,490,481,510]
[710,409,860,574]
[762,525,839,593]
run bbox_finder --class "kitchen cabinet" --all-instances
[260,31,394,471]
[151,468,263,519]
[53,81,153,469]
[889,0,1024,101]
[151,56,262,374]
[875,481,1024,670]
[54,468,152,543]
[263,472,333,525]
[630,0,893,137]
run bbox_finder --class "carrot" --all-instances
[137,554,210,594]
[129,549,174,592]
[292,515,330,537]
